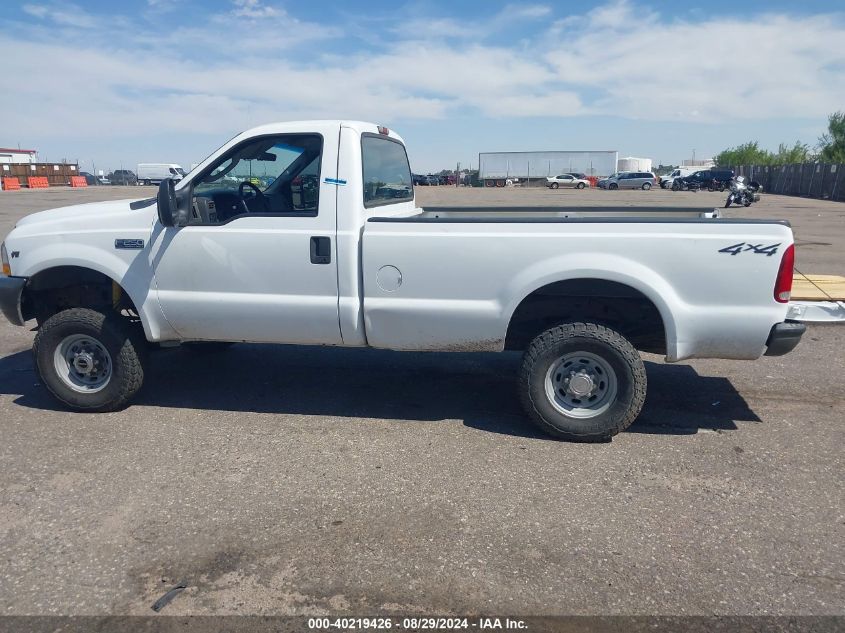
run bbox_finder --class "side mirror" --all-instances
[157,178,190,227]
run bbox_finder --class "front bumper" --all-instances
[0,276,27,326]
[764,321,806,356]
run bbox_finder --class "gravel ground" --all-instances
[0,185,842,616]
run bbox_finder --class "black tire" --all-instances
[518,323,646,442]
[33,308,146,412]
[724,197,732,208]
[671,181,680,191]
[182,341,235,354]
[550,182,559,189]
[576,182,585,189]
[609,183,619,190]
[642,182,651,190]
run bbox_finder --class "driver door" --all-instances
[149,128,343,345]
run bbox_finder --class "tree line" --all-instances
[715,112,845,166]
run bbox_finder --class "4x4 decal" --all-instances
[718,242,781,256]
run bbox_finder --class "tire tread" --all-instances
[33,308,146,412]
[518,322,646,442]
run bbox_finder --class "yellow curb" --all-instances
[792,273,845,301]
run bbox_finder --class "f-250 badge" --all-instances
[718,242,780,256]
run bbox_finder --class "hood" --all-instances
[13,198,156,234]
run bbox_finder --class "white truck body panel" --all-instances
[1,120,796,365]
[360,218,791,360]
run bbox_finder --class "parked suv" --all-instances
[674,168,735,191]
[600,172,656,190]
[107,169,138,186]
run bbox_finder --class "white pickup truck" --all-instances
[0,121,805,441]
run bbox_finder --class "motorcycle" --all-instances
[724,176,762,208]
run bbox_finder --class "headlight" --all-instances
[1,242,10,276]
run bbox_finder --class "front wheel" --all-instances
[576,182,585,189]
[609,183,619,190]
[33,308,146,412]
[519,323,647,442]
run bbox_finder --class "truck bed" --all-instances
[360,212,792,361]
[415,206,722,219]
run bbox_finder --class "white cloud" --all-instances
[231,0,280,18]
[21,2,95,28]
[2,0,845,149]
[21,4,48,18]
[542,5,845,121]
[503,4,552,19]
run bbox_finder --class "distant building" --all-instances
[682,158,715,168]
[617,156,653,173]
[0,147,37,164]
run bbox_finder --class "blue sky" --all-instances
[1,0,844,173]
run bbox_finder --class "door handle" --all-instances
[310,236,331,264]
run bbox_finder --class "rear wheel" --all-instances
[550,182,559,189]
[33,308,146,411]
[519,323,646,442]
[642,182,652,190]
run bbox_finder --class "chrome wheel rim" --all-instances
[544,351,618,419]
[53,334,113,393]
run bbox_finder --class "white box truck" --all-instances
[137,163,186,186]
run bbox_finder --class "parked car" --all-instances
[660,167,706,189]
[79,172,98,186]
[599,172,656,190]
[107,169,138,186]
[674,168,735,191]
[0,120,804,442]
[546,174,589,189]
[412,174,427,186]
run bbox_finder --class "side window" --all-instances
[361,134,413,208]
[190,134,323,223]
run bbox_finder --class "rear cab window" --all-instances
[361,134,414,208]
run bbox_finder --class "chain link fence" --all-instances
[729,163,845,201]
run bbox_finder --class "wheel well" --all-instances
[505,279,667,354]
[23,266,139,324]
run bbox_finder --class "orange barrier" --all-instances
[70,176,88,188]
[27,176,49,188]
[1,177,21,191]
[587,176,599,188]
